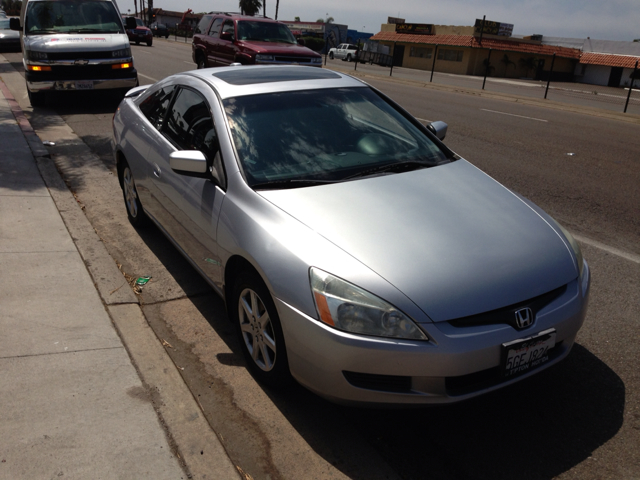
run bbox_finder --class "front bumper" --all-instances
[277,262,590,405]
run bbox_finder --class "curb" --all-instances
[0,72,240,480]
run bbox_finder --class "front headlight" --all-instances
[255,54,274,62]
[311,57,322,64]
[112,47,132,58]
[552,220,584,277]
[310,267,428,340]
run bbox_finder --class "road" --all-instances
[2,40,639,479]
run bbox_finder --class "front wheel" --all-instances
[232,270,290,387]
[329,52,334,59]
[27,87,46,107]
[147,39,153,46]
[197,56,207,69]
[120,159,148,227]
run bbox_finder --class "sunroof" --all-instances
[211,67,341,86]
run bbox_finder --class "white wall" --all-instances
[578,65,611,86]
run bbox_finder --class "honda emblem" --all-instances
[515,307,534,329]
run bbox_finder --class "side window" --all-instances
[221,20,234,37]
[162,87,219,161]
[195,15,212,34]
[208,18,223,37]
[139,85,175,130]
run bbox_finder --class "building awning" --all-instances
[579,52,640,68]
[369,32,581,59]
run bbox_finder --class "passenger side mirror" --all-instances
[220,32,234,41]
[10,17,21,31]
[427,121,448,141]
[170,150,208,176]
[126,17,137,30]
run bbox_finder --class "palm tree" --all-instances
[239,0,262,16]
[519,56,538,79]
[499,54,515,77]
[316,16,334,23]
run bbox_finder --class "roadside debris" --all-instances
[161,339,173,349]
[116,261,152,295]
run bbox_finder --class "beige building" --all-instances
[371,24,581,81]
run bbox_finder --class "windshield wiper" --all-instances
[342,159,434,180]
[28,29,58,34]
[251,178,338,190]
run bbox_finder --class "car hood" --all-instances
[259,160,578,322]
[238,40,320,57]
[23,33,129,52]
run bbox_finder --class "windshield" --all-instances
[135,18,144,27]
[25,0,123,35]
[237,21,296,44]
[224,87,449,188]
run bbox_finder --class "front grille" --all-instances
[445,341,564,396]
[273,56,314,64]
[42,51,118,60]
[447,285,567,330]
[134,28,148,34]
[343,371,413,393]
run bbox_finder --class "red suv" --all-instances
[192,13,322,68]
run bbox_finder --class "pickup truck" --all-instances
[328,43,358,62]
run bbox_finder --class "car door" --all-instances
[145,79,226,285]
[217,19,237,66]
[205,17,223,66]
[335,44,346,59]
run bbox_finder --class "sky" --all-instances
[141,0,639,42]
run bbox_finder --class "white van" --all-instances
[10,0,138,106]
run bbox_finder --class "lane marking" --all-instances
[574,234,640,264]
[481,108,548,122]
[138,73,159,82]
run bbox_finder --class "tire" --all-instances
[120,159,148,227]
[347,54,352,62]
[147,39,153,46]
[197,56,207,69]
[27,87,45,107]
[135,40,140,45]
[232,270,290,387]
[329,52,334,59]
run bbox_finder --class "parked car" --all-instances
[192,13,322,68]
[150,22,169,38]
[328,43,359,61]
[125,16,152,46]
[0,18,21,52]
[112,65,590,406]
[10,0,137,107]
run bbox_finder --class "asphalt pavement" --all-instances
[0,69,239,478]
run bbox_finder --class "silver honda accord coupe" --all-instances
[112,66,590,405]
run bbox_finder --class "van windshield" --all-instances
[25,0,123,35]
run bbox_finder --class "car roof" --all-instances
[183,65,367,100]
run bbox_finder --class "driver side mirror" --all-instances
[427,121,448,141]
[126,17,137,30]
[220,32,234,41]
[10,17,21,31]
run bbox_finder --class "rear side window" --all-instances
[139,86,175,130]
[195,14,213,34]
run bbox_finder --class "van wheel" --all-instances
[27,87,45,107]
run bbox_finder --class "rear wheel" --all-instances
[120,159,147,227]
[347,54,352,62]
[232,270,290,387]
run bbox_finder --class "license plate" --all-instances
[502,329,556,378]
[75,81,94,90]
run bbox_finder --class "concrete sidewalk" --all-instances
[0,78,238,478]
